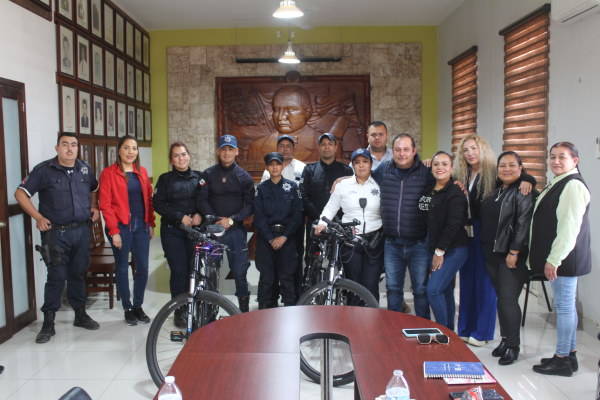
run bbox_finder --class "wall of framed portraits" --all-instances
[54,0,152,180]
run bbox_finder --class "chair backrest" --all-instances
[90,219,106,249]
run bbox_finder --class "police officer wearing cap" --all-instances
[255,152,303,309]
[196,134,255,312]
[315,148,384,301]
[299,133,353,268]
[15,132,101,344]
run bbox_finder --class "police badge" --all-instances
[282,182,292,192]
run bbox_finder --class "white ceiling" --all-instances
[113,0,465,31]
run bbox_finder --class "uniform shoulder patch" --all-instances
[298,191,302,198]
[199,178,206,187]
[153,187,158,195]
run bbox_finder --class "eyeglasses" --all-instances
[417,334,449,345]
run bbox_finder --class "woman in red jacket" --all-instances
[99,135,155,326]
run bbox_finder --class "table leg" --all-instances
[321,338,333,400]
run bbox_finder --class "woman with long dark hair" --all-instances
[99,135,155,326]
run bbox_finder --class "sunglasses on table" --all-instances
[417,334,449,345]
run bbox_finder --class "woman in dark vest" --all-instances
[480,151,536,365]
[529,142,591,377]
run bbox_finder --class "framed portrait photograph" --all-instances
[93,94,105,137]
[143,35,149,68]
[58,24,74,77]
[57,0,73,22]
[117,102,127,137]
[95,144,106,180]
[91,0,102,39]
[135,69,143,102]
[136,108,144,140]
[105,49,115,92]
[104,3,114,46]
[144,109,151,141]
[125,20,134,58]
[115,13,124,52]
[60,83,77,133]
[127,104,135,135]
[92,43,104,87]
[135,28,142,63]
[126,63,135,99]
[143,72,150,105]
[76,34,90,83]
[78,88,91,136]
[106,98,116,137]
[107,145,117,166]
[116,57,125,95]
[76,0,88,31]
[81,144,92,165]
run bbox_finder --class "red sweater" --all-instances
[99,163,156,236]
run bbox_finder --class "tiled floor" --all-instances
[0,238,598,399]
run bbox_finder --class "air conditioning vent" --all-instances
[552,0,600,25]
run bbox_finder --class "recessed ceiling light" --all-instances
[273,1,304,19]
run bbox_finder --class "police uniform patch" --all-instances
[357,149,364,154]
[153,187,158,195]
[22,175,29,184]
[371,188,380,196]
[199,179,206,187]
[81,167,88,175]
[282,182,292,192]
[294,171,302,180]
[298,191,302,198]
[224,136,231,142]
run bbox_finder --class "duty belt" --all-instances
[269,224,287,233]
[49,219,92,231]
[359,228,383,241]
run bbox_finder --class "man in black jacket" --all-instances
[196,135,255,312]
[299,133,353,269]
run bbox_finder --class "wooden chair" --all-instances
[85,219,116,309]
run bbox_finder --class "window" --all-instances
[500,4,550,189]
[448,46,478,158]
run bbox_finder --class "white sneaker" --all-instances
[459,336,469,343]
[468,337,488,347]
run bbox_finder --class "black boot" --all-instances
[533,354,574,377]
[492,339,507,357]
[36,311,56,343]
[174,307,187,329]
[498,346,519,365]
[73,307,100,330]
[541,351,578,372]
[238,296,249,313]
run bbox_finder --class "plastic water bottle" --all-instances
[386,370,410,400]
[158,376,182,400]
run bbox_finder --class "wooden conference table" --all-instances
[153,306,512,400]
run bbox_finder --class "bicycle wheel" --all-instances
[146,291,240,387]
[297,279,379,387]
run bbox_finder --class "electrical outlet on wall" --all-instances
[290,30,295,38]
[276,30,281,38]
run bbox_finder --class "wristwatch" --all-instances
[228,217,234,225]
[434,249,445,257]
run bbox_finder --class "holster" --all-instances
[35,243,67,268]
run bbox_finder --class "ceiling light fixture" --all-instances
[279,40,300,64]
[273,1,304,19]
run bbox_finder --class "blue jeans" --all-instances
[550,276,578,357]
[426,246,468,331]
[160,224,195,299]
[217,222,250,297]
[384,237,430,318]
[107,217,150,310]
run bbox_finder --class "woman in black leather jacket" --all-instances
[480,151,537,366]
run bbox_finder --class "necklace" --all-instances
[495,185,508,201]
[219,165,237,183]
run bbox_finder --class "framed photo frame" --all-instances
[76,34,90,83]
[107,145,117,166]
[92,42,104,88]
[116,57,125,95]
[33,0,51,9]
[126,63,135,99]
[127,104,135,135]
[115,12,124,53]
[75,0,89,31]
[60,82,77,133]
[105,49,115,92]
[58,24,75,78]
[117,101,127,137]
[134,28,142,63]
[143,72,150,105]
[92,94,105,137]
[78,88,91,136]
[125,20,134,58]
[95,144,106,180]
[136,108,144,140]
[143,35,149,68]
[135,68,143,102]
[57,0,73,22]
[106,98,116,137]
[81,143,92,165]
[104,3,114,46]
[91,0,102,39]
[144,109,151,141]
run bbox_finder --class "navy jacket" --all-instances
[153,168,202,226]
[254,178,303,241]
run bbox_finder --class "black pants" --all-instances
[342,238,384,302]
[256,233,297,304]
[271,221,305,303]
[40,225,92,312]
[482,244,532,348]
[304,219,317,273]
[160,224,195,298]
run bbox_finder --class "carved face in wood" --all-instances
[272,86,311,135]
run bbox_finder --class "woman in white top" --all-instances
[315,148,384,301]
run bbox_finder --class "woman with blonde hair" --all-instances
[453,134,535,347]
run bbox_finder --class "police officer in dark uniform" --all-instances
[254,152,303,309]
[299,133,353,268]
[196,135,255,312]
[15,133,100,344]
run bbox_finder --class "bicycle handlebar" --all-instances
[178,223,233,253]
[320,217,371,247]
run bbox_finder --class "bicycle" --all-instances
[298,216,380,387]
[146,216,241,387]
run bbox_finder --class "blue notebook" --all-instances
[423,361,485,379]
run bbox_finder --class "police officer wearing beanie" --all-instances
[15,133,100,343]
[254,152,303,309]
